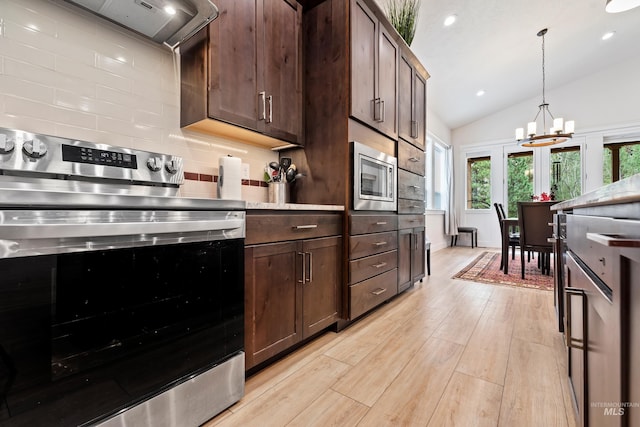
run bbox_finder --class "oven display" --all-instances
[62,144,137,169]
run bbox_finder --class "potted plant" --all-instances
[385,0,421,46]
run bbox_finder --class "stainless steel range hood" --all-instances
[64,0,218,49]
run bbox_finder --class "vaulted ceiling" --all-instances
[382,0,640,130]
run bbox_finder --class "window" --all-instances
[433,143,445,209]
[550,146,581,201]
[425,138,447,210]
[507,151,533,218]
[466,156,491,209]
[603,141,640,184]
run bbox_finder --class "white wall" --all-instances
[451,55,640,248]
[0,0,276,201]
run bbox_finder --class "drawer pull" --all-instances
[408,157,420,162]
[371,287,387,296]
[372,262,387,269]
[565,287,587,351]
[373,241,388,246]
[409,185,420,189]
[375,221,388,225]
[587,232,640,248]
[294,224,318,230]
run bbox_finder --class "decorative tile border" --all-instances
[184,172,268,187]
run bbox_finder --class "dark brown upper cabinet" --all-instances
[350,0,399,141]
[398,54,427,149]
[180,0,303,149]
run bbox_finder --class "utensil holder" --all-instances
[268,182,290,204]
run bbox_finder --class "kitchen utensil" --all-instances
[285,167,296,183]
[280,157,292,170]
[269,161,280,172]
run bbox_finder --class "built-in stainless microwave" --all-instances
[353,141,397,211]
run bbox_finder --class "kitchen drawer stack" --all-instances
[553,176,640,427]
[349,215,399,319]
[244,211,342,370]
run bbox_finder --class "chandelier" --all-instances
[515,28,574,147]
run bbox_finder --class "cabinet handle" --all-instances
[586,232,640,248]
[371,287,387,296]
[411,120,418,138]
[372,262,387,269]
[373,98,382,121]
[565,287,587,351]
[298,252,306,284]
[373,241,387,246]
[266,95,273,124]
[380,99,385,122]
[375,221,387,225]
[408,157,420,162]
[294,224,318,230]
[259,91,266,121]
[307,251,313,283]
[409,185,420,189]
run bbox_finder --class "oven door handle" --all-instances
[0,219,245,239]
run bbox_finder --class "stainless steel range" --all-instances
[0,128,245,426]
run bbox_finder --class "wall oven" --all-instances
[0,128,245,426]
[352,141,397,211]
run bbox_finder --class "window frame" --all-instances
[466,155,491,210]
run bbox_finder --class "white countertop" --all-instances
[246,202,344,211]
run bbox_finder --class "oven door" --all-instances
[353,141,397,211]
[0,213,244,426]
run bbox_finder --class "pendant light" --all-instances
[515,29,575,148]
[605,0,640,13]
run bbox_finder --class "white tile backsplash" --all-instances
[0,0,276,201]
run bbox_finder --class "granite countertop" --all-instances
[552,174,640,210]
[246,202,344,211]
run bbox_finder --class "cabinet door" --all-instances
[397,228,412,292]
[377,24,398,139]
[413,71,426,148]
[398,55,413,143]
[411,228,426,283]
[261,0,302,143]
[245,242,302,369]
[208,0,259,130]
[350,0,377,129]
[302,236,341,338]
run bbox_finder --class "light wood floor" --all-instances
[204,247,578,427]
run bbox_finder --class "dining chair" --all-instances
[517,201,555,279]
[494,202,520,269]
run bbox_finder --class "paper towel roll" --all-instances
[218,156,242,200]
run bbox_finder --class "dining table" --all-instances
[501,217,519,274]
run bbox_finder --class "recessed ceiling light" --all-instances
[164,5,177,16]
[476,90,485,97]
[444,15,457,27]
[602,31,616,40]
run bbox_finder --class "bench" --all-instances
[451,227,477,248]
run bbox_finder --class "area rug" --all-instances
[452,251,554,291]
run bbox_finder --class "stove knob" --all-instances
[147,156,162,172]
[0,134,15,154]
[165,159,179,174]
[23,138,48,158]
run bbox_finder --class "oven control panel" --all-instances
[0,127,184,186]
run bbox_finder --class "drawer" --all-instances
[246,213,342,245]
[398,214,425,229]
[350,214,397,235]
[398,170,425,201]
[349,250,397,283]
[350,269,398,319]
[398,139,425,175]
[398,198,425,215]
[350,231,398,259]
[567,215,622,291]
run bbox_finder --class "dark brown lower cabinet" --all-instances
[245,235,341,370]
[397,215,425,293]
